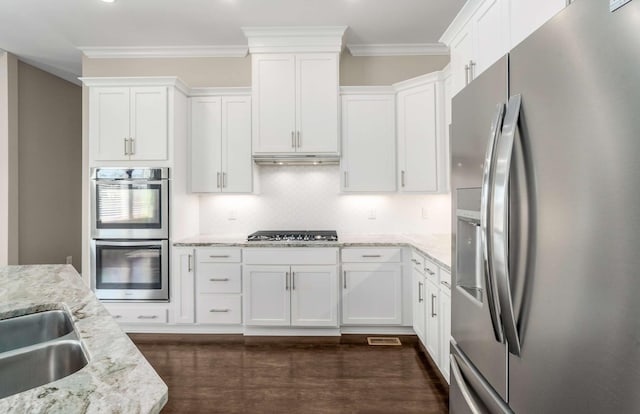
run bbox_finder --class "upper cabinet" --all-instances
[442,0,566,96]
[190,92,253,193]
[244,26,346,157]
[252,53,339,155]
[89,86,168,161]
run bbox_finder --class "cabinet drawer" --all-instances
[104,306,168,324]
[196,294,242,324]
[341,248,401,263]
[243,248,338,265]
[440,269,451,290]
[423,258,440,285]
[197,263,242,293]
[411,250,426,274]
[197,248,241,263]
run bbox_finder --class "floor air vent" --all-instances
[367,337,402,346]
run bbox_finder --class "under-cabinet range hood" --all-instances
[253,154,340,166]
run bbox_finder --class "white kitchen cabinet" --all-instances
[190,95,252,193]
[510,0,566,48]
[341,263,402,325]
[243,265,338,327]
[340,91,396,192]
[194,248,243,325]
[424,278,440,362]
[90,86,168,161]
[103,304,169,325]
[474,0,508,75]
[439,282,451,383]
[171,247,195,324]
[397,81,438,192]
[449,24,475,96]
[252,53,339,155]
[412,269,426,343]
[196,294,242,325]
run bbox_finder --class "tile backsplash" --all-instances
[198,165,451,236]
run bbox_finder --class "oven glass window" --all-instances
[96,183,162,229]
[96,245,162,290]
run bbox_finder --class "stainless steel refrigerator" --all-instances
[450,1,640,412]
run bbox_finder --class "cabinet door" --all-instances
[450,25,474,96]
[439,287,451,383]
[295,54,339,153]
[172,248,195,324]
[424,279,440,362]
[342,263,402,325]
[412,271,426,343]
[243,266,291,326]
[397,83,438,192]
[129,86,168,161]
[473,0,508,76]
[222,96,253,193]
[341,94,396,192]
[90,87,130,161]
[252,54,296,153]
[190,97,222,192]
[510,0,565,48]
[290,265,338,327]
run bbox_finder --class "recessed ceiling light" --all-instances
[101,0,116,3]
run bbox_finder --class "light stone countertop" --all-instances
[0,265,167,414]
[175,233,452,270]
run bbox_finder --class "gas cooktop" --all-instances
[247,230,338,242]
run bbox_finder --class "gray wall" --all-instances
[82,53,449,86]
[18,61,82,270]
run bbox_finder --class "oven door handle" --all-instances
[94,240,167,247]
[95,179,167,186]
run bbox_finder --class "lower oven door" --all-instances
[91,240,169,301]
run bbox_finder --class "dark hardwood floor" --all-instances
[131,335,449,414]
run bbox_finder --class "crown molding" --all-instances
[393,71,443,92]
[242,26,347,54]
[347,43,449,57]
[340,86,396,95]
[79,76,190,95]
[79,45,249,59]
[439,0,485,45]
[189,87,252,97]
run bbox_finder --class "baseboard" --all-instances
[417,341,450,390]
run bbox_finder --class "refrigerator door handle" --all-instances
[492,94,523,356]
[451,341,514,414]
[481,103,506,344]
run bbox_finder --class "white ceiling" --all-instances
[0,0,465,84]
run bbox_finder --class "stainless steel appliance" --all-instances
[91,240,169,301]
[91,167,169,239]
[450,1,640,412]
[247,230,338,242]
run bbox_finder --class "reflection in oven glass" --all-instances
[100,249,160,285]
[97,184,160,226]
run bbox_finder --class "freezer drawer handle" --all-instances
[450,355,483,414]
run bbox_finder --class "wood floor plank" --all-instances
[132,336,449,413]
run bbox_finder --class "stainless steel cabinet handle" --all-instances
[418,281,423,303]
[137,315,158,320]
[343,270,347,289]
[113,315,122,319]
[297,131,301,148]
[464,64,470,85]
[291,131,295,148]
[285,272,289,290]
[441,281,451,289]
[401,170,406,187]
[292,272,295,290]
[217,172,221,188]
[130,137,135,155]
[415,261,422,266]
[492,94,523,356]
[425,267,435,276]
[481,104,506,344]
[124,138,129,155]
[469,60,476,81]
[209,278,230,282]
[410,258,416,263]
[188,254,193,272]
[362,254,382,258]
[431,294,437,317]
[209,255,230,258]
[222,172,227,188]
[209,309,230,313]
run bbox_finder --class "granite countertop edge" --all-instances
[174,234,452,271]
[0,264,167,414]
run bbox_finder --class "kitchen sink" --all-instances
[0,309,89,399]
[0,310,74,353]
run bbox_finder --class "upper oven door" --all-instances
[91,174,169,239]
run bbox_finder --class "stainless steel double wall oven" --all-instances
[91,168,170,301]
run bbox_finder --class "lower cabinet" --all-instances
[103,304,169,324]
[439,284,451,382]
[412,269,426,342]
[195,248,243,325]
[424,278,440,361]
[341,263,403,325]
[243,265,338,327]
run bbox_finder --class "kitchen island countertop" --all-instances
[0,265,167,414]
[174,233,451,271]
